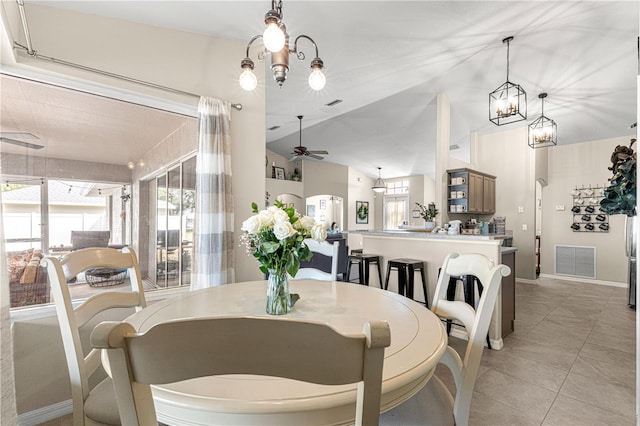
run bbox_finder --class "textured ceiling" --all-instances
[6,1,640,179]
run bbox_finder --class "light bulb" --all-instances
[308,68,326,91]
[127,161,135,170]
[137,158,146,167]
[239,68,258,91]
[263,22,285,52]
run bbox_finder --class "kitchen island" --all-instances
[349,229,515,349]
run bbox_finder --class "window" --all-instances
[385,180,409,195]
[2,177,130,308]
[383,195,409,230]
[154,156,195,289]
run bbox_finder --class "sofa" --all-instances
[7,248,50,308]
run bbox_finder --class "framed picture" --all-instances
[319,199,326,210]
[274,167,285,180]
[307,205,316,217]
[356,201,369,224]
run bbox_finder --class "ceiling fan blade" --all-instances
[308,154,324,160]
[289,154,301,161]
[307,150,328,155]
[0,137,44,150]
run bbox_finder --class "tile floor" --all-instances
[37,277,636,425]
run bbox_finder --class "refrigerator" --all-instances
[626,216,637,308]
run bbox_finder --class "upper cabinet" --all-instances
[447,168,496,215]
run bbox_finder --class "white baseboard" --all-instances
[448,327,504,350]
[17,399,72,426]
[538,273,626,288]
[516,278,537,284]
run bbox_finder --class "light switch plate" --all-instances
[555,205,565,211]
[518,206,524,213]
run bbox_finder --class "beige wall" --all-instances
[541,135,630,283]
[3,3,265,416]
[476,127,537,280]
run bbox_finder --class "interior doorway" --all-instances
[305,194,344,232]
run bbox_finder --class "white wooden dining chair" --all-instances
[290,238,339,280]
[380,253,510,426]
[43,247,146,426]
[91,316,391,426]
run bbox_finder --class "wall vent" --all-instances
[555,245,596,278]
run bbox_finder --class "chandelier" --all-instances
[528,93,557,148]
[489,36,527,126]
[372,167,387,193]
[239,1,326,92]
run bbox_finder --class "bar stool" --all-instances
[346,254,383,288]
[384,258,428,307]
[446,274,491,349]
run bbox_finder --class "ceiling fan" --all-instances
[0,133,44,150]
[289,115,328,161]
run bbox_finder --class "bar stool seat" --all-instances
[384,258,428,307]
[346,254,383,287]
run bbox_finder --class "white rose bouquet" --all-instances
[241,201,327,277]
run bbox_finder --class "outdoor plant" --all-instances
[415,202,439,222]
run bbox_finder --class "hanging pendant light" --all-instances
[372,167,387,193]
[239,1,326,91]
[489,36,527,126]
[528,93,557,148]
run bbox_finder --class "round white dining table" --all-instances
[123,280,447,426]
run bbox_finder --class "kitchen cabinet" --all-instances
[447,168,496,215]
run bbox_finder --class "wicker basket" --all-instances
[85,268,127,287]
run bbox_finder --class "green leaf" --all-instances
[262,241,280,254]
[251,202,258,213]
[286,254,300,277]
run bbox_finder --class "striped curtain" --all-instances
[0,159,17,422]
[191,97,235,289]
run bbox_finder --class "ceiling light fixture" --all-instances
[528,93,557,148]
[489,36,527,126]
[372,167,387,193]
[239,0,326,91]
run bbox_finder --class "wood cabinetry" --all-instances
[447,168,496,215]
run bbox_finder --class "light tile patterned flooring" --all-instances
[38,277,636,425]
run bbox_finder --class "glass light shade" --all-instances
[127,161,135,170]
[528,115,557,148]
[239,68,258,91]
[372,178,387,193]
[308,68,326,91]
[263,22,285,53]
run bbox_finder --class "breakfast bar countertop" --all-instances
[349,229,509,241]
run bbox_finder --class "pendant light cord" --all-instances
[505,39,510,82]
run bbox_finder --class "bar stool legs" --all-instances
[346,254,383,288]
[384,259,429,307]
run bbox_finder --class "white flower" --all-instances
[310,224,327,242]
[272,208,289,223]
[241,215,262,234]
[298,215,316,230]
[273,221,296,241]
[258,209,274,227]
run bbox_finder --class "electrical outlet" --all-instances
[555,205,565,211]
[522,224,528,231]
[518,206,524,213]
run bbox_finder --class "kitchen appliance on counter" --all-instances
[448,220,462,235]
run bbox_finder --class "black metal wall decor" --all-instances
[571,185,609,232]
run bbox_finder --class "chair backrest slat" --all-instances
[291,239,339,281]
[44,246,146,425]
[92,316,391,426]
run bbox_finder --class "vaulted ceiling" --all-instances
[3,1,638,180]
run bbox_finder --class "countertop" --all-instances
[349,229,509,241]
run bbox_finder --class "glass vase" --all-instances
[266,269,291,315]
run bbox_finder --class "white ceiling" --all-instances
[4,1,639,179]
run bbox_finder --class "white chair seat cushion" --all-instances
[380,376,454,426]
[84,377,121,425]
